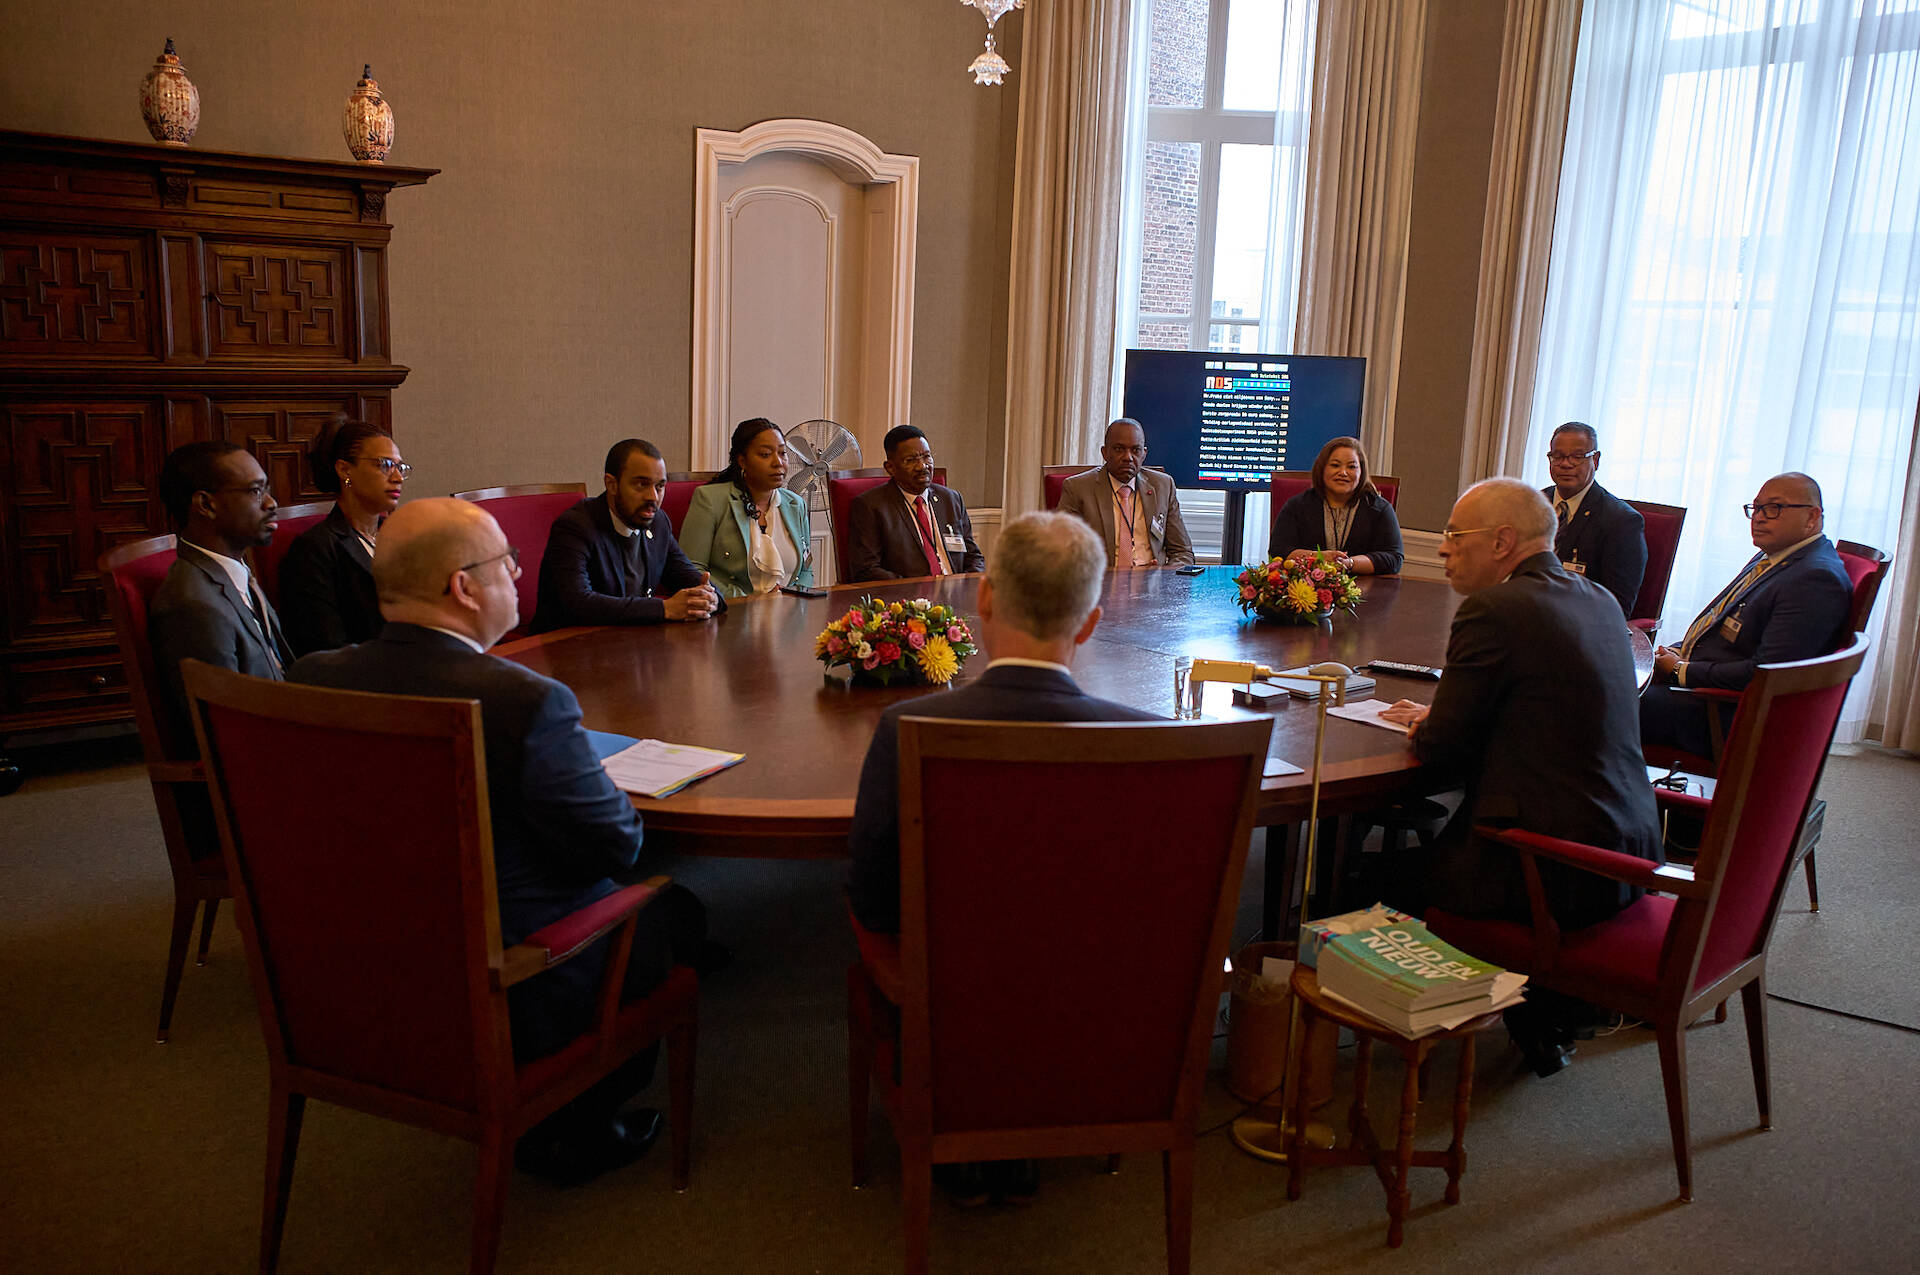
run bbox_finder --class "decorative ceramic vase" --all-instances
[342,65,395,163]
[139,39,200,147]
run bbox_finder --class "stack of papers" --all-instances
[1265,665,1377,700]
[597,737,745,799]
[1326,699,1413,734]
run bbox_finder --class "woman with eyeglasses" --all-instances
[1266,435,1404,574]
[678,417,814,598]
[277,418,410,654]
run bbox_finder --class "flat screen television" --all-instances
[1120,350,1366,493]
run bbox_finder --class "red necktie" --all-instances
[912,495,944,576]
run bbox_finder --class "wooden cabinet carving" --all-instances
[0,131,434,737]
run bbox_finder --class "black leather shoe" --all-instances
[991,1158,1038,1205]
[933,1162,992,1208]
[1505,1003,1576,1079]
[515,1108,664,1187]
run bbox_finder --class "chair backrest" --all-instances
[251,500,335,609]
[895,717,1269,1144]
[1674,637,1867,997]
[1268,471,1398,510]
[1042,465,1086,510]
[1834,539,1891,634]
[184,662,508,1115]
[99,535,183,765]
[451,484,587,632]
[661,472,720,535]
[1625,500,1688,626]
[826,469,957,583]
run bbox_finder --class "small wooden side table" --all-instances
[1285,964,1503,1247]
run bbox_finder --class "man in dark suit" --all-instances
[1642,472,1853,757]
[150,441,293,753]
[292,497,680,1186]
[846,511,1155,1205]
[1541,421,1646,615]
[1056,417,1196,568]
[845,424,986,582]
[531,437,722,632]
[1382,478,1662,1074]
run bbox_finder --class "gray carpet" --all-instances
[2,743,1917,1272]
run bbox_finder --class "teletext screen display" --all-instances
[1121,351,1366,493]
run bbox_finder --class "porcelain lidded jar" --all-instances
[139,38,200,147]
[342,65,395,163]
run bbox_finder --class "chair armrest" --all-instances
[494,876,668,989]
[1652,787,1712,817]
[1475,826,1709,899]
[1628,618,1656,634]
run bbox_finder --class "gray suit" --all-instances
[149,541,292,754]
[1056,467,1195,567]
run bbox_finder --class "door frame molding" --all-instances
[691,118,919,468]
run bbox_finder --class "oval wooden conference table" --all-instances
[500,567,1655,869]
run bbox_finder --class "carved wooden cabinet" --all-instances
[0,131,435,739]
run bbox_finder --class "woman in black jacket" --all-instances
[1266,435,1403,574]
[278,419,409,654]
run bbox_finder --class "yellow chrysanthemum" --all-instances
[916,635,960,684]
[1285,578,1319,611]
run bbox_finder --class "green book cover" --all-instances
[1321,923,1502,1006]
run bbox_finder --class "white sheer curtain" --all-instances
[1527,0,1920,740]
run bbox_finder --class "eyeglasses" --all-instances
[1546,450,1598,464]
[205,481,270,499]
[362,457,412,478]
[1438,526,1499,544]
[1743,501,1818,520]
[443,545,520,594]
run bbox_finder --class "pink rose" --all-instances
[862,653,880,670]
[1310,567,1324,582]
[1241,585,1256,600]
[827,636,845,654]
[946,625,964,642]
[1317,588,1333,607]
[876,641,901,664]
[908,631,926,650]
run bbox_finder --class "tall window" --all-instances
[1115,0,1318,560]
[1529,0,1920,735]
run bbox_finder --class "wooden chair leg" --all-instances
[1713,1001,1728,1025]
[1163,1141,1194,1275]
[847,965,872,1187]
[157,892,197,1043]
[469,1128,511,1275]
[1740,977,1772,1130]
[1654,1023,1694,1202]
[668,1013,696,1191]
[195,896,219,965]
[1802,850,1820,912]
[259,1088,304,1275]
[902,1147,932,1275]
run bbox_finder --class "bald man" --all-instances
[1641,472,1852,757]
[288,498,680,1186]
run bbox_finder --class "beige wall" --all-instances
[0,0,1018,501]
[1392,0,1509,530]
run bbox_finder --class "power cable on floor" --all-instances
[1765,991,1920,1035]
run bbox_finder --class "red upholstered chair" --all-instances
[1042,464,1085,510]
[847,717,1270,1272]
[182,662,698,1275]
[825,467,950,584]
[1625,500,1688,635]
[451,483,587,639]
[661,471,720,535]
[251,500,334,609]
[1835,539,1891,633]
[1371,475,1400,507]
[100,534,229,1042]
[1430,637,1867,1202]
[1268,471,1399,512]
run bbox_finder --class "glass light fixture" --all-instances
[960,0,1024,85]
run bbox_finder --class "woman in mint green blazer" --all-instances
[679,417,815,598]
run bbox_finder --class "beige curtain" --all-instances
[1458,0,1584,490]
[1291,0,1429,474]
[1867,403,1920,751]
[1000,0,1132,516]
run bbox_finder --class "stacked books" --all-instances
[1310,912,1527,1038]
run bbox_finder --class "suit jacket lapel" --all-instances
[185,545,284,661]
[776,490,811,567]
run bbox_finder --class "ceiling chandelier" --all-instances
[960,0,1024,86]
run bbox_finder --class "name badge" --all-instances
[1720,615,1743,641]
[1565,560,1586,574]
[942,532,966,555]
[1151,514,1166,536]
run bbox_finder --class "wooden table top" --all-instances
[499,567,1653,856]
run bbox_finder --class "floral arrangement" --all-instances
[815,596,978,686]
[1234,552,1363,623]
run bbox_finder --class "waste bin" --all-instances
[1225,940,1333,1108]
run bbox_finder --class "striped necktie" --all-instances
[1679,555,1772,658]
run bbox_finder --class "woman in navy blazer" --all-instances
[1266,435,1403,575]
[678,418,814,598]
[278,419,409,654]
